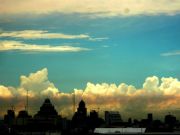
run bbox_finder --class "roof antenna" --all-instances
[73,91,76,113]
[26,89,29,112]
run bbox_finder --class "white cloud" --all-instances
[0,40,90,52]
[0,85,13,98]
[0,30,107,41]
[0,68,62,116]
[143,76,159,92]
[89,37,109,41]
[0,30,91,40]
[0,0,180,17]
[19,68,59,96]
[0,68,180,118]
[161,50,180,56]
[160,77,180,95]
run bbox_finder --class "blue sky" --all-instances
[0,13,180,92]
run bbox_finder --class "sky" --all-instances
[0,0,180,119]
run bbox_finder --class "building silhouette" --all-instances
[72,100,87,128]
[16,110,31,125]
[31,98,62,131]
[1,98,180,135]
[105,111,122,126]
[4,110,15,127]
[34,98,58,118]
[148,113,153,123]
[165,114,177,131]
[77,100,87,117]
[89,110,104,130]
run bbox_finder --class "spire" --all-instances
[79,100,85,108]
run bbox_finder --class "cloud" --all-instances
[0,68,61,116]
[19,68,59,96]
[0,85,13,98]
[102,45,110,48]
[0,30,100,41]
[161,50,180,56]
[0,40,90,52]
[0,0,180,17]
[0,68,180,119]
[143,76,160,92]
[89,37,109,41]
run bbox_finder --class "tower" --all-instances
[77,100,87,117]
[147,113,153,122]
[35,98,58,118]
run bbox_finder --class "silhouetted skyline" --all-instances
[0,1,180,134]
[1,98,180,135]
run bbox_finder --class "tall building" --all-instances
[34,98,58,118]
[90,110,98,120]
[72,100,87,128]
[89,110,103,129]
[165,114,176,129]
[77,100,87,117]
[32,98,61,131]
[105,111,122,126]
[148,113,153,123]
[4,110,15,126]
[16,110,31,126]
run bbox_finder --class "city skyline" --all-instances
[0,0,180,119]
[2,98,178,134]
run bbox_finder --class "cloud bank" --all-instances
[0,68,180,119]
[0,40,90,52]
[0,0,180,17]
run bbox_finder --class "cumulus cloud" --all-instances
[0,85,13,98]
[0,68,180,119]
[19,68,59,96]
[0,68,66,116]
[0,40,90,52]
[143,76,160,93]
[0,0,180,17]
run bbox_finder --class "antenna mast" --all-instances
[73,91,75,113]
[26,89,28,112]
